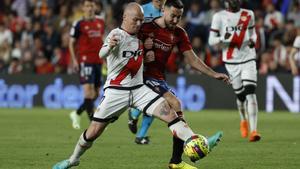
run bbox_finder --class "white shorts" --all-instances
[93,85,165,122]
[225,60,257,94]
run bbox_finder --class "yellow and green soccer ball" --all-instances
[183,134,210,162]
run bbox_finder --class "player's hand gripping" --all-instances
[72,59,79,72]
[248,39,255,48]
[220,32,232,45]
[213,73,231,85]
[144,50,155,63]
[109,34,120,49]
[224,32,232,40]
[144,37,155,63]
[144,37,154,49]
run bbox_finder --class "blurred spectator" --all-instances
[259,50,272,75]
[31,6,44,24]
[289,29,300,75]
[270,36,289,73]
[282,20,297,45]
[52,32,71,74]
[0,40,11,64]
[21,50,34,73]
[0,22,13,46]
[69,2,83,22]
[11,40,22,60]
[191,36,205,61]
[0,0,13,15]
[264,3,284,32]
[287,1,300,27]
[203,0,221,26]
[44,8,57,26]
[95,1,105,19]
[0,21,13,64]
[43,23,60,59]
[0,59,6,74]
[53,5,69,30]
[255,14,267,54]
[0,0,299,75]
[20,20,34,47]
[11,0,29,19]
[34,51,54,74]
[39,0,49,16]
[185,1,206,41]
[8,57,22,74]
[32,21,46,40]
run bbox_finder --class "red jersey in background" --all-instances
[70,16,104,64]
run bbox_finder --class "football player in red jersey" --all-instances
[127,0,166,145]
[69,0,105,129]
[52,3,221,169]
[128,0,230,168]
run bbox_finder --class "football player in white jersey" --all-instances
[208,0,261,142]
[52,3,223,169]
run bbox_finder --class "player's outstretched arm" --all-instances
[99,33,120,58]
[69,37,79,72]
[248,11,257,48]
[208,30,222,46]
[183,50,230,84]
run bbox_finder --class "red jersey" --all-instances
[70,16,104,64]
[139,20,192,80]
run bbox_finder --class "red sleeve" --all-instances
[138,24,150,41]
[177,27,192,53]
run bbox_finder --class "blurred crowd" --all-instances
[0,0,299,75]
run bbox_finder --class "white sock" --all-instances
[168,119,194,141]
[236,99,247,121]
[69,133,93,163]
[246,94,258,132]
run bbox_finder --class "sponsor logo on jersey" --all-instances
[122,49,143,59]
[154,39,172,52]
[88,30,101,37]
[226,25,244,32]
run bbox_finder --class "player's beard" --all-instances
[164,18,176,30]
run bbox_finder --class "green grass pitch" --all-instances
[0,108,299,169]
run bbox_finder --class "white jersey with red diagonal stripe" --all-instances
[211,8,256,63]
[101,28,144,88]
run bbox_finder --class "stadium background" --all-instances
[0,1,300,169]
[0,0,299,113]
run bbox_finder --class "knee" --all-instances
[244,85,256,95]
[86,122,106,141]
[168,98,181,109]
[94,92,99,99]
[162,100,177,118]
[236,92,246,102]
[84,90,94,99]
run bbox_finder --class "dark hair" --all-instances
[165,0,184,9]
[81,0,96,4]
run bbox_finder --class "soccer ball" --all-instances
[183,134,210,162]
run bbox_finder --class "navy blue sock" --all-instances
[170,136,184,164]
